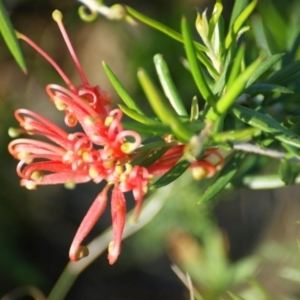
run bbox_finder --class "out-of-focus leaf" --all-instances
[150,160,190,190]
[212,127,260,142]
[279,160,299,185]
[103,62,144,114]
[266,60,300,84]
[153,54,188,116]
[227,291,247,300]
[280,267,300,283]
[257,0,287,50]
[198,154,244,204]
[225,0,257,50]
[231,104,300,148]
[135,139,167,152]
[245,83,293,94]
[132,147,169,167]
[229,0,248,28]
[0,1,26,72]
[247,53,284,86]
[251,14,272,56]
[139,147,170,168]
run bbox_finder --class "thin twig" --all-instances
[232,141,300,163]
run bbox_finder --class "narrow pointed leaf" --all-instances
[279,160,299,185]
[266,60,300,84]
[227,44,245,88]
[137,67,193,142]
[198,154,244,204]
[251,14,272,56]
[257,0,287,50]
[0,1,26,72]
[118,104,161,125]
[150,160,190,190]
[125,6,206,52]
[229,0,248,28]
[245,83,293,94]
[208,0,223,38]
[206,57,262,121]
[231,104,300,148]
[227,291,247,300]
[247,53,284,86]
[211,15,224,60]
[225,0,257,50]
[123,121,170,135]
[190,96,199,122]
[154,54,188,116]
[102,61,144,115]
[181,16,217,107]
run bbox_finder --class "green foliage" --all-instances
[0,0,26,72]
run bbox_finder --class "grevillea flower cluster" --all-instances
[8,10,223,264]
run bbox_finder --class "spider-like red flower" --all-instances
[9,10,149,264]
[9,10,223,264]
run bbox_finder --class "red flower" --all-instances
[9,10,148,264]
[9,10,223,264]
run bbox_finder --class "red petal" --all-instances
[108,186,126,264]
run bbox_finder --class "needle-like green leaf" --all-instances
[0,0,26,72]
[102,61,144,115]
[231,104,300,148]
[137,67,193,142]
[181,16,217,107]
[225,0,257,50]
[153,54,188,116]
[198,154,244,204]
[206,56,262,121]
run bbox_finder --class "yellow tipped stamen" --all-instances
[53,97,67,111]
[191,167,207,180]
[124,163,133,174]
[119,173,126,182]
[121,142,136,154]
[8,128,21,138]
[142,186,148,195]
[84,116,95,126]
[62,151,74,163]
[16,151,30,160]
[82,151,90,162]
[64,181,76,189]
[103,159,114,169]
[114,165,124,176]
[104,116,114,127]
[24,181,37,190]
[30,170,44,182]
[89,166,99,179]
[23,124,34,131]
[74,245,89,261]
[52,10,63,22]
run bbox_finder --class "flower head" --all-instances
[8,10,223,265]
[9,10,148,264]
